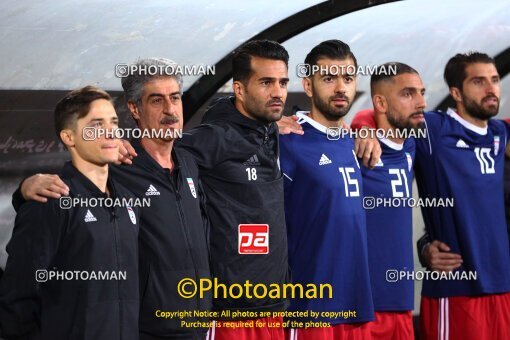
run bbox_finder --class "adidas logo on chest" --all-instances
[243,154,261,166]
[319,154,332,166]
[84,209,97,223]
[145,184,161,196]
[456,139,469,148]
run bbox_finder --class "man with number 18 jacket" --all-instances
[177,40,291,340]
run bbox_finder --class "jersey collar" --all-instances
[295,111,329,134]
[378,137,404,150]
[129,138,181,174]
[446,108,487,135]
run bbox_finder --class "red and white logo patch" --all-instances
[186,177,197,198]
[238,224,269,254]
[126,206,136,225]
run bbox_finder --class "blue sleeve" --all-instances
[502,120,510,144]
[415,112,439,157]
[279,136,296,191]
[416,232,431,267]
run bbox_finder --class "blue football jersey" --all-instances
[415,108,510,297]
[361,137,416,311]
[280,112,374,325]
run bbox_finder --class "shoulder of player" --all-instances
[420,110,450,138]
[109,162,150,192]
[404,136,417,150]
[486,119,509,142]
[488,118,507,130]
[279,115,310,144]
[180,123,229,143]
[279,130,304,143]
[173,146,200,172]
[61,176,88,195]
[424,110,447,125]
[17,196,64,222]
[109,177,139,200]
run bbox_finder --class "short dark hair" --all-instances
[304,40,357,73]
[370,62,419,93]
[232,39,289,83]
[444,52,496,90]
[54,85,112,142]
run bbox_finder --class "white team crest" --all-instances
[494,136,500,156]
[187,178,197,198]
[126,206,136,225]
[405,152,413,172]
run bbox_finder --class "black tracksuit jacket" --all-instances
[112,139,211,339]
[177,97,290,315]
[0,162,140,340]
[8,144,212,339]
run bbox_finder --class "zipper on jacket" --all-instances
[169,171,202,314]
[111,208,123,339]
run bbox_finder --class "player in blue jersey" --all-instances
[352,52,510,340]
[280,40,376,340]
[416,52,510,340]
[359,62,426,339]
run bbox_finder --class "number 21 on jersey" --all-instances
[389,169,410,197]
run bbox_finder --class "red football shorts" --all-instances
[420,293,510,340]
[285,322,372,340]
[370,311,414,340]
[206,316,284,340]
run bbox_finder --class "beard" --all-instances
[387,110,426,133]
[462,93,499,121]
[244,93,284,123]
[312,92,352,120]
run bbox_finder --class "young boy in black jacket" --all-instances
[0,86,140,339]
